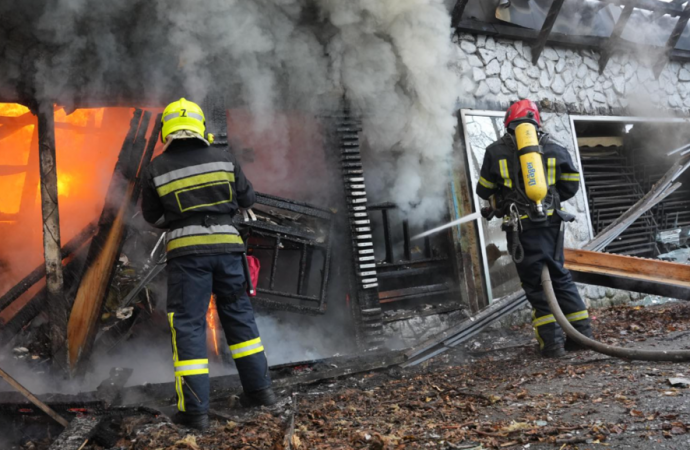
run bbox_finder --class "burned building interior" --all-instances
[1,0,690,449]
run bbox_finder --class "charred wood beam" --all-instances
[254,192,333,220]
[0,221,97,312]
[0,366,69,427]
[381,209,393,264]
[0,245,90,346]
[531,0,567,64]
[66,110,150,376]
[36,101,67,358]
[47,415,102,450]
[599,4,634,73]
[654,3,690,77]
[450,0,470,30]
[402,219,411,261]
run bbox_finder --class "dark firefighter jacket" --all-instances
[141,139,255,259]
[475,133,580,229]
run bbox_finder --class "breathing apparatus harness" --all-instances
[483,121,560,263]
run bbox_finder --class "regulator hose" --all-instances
[541,265,690,362]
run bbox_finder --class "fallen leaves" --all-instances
[174,435,198,450]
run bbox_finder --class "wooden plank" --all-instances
[0,221,97,312]
[66,110,150,375]
[0,245,90,347]
[36,101,66,357]
[564,248,690,288]
[0,366,69,427]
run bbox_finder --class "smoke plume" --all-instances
[5,0,461,221]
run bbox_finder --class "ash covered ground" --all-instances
[15,301,690,450]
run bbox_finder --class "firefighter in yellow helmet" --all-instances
[141,98,276,431]
[476,99,592,358]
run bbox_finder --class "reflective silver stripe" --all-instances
[174,363,208,372]
[164,111,204,122]
[230,342,263,357]
[153,162,235,187]
[167,225,239,241]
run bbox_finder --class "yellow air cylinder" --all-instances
[515,122,547,216]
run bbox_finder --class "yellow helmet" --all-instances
[161,98,206,143]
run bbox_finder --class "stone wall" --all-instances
[452,33,690,113]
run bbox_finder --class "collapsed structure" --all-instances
[1,0,690,447]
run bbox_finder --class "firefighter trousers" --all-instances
[507,224,591,350]
[166,253,271,415]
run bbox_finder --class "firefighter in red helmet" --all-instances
[476,99,592,358]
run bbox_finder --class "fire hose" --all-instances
[541,265,690,362]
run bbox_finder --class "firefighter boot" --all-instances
[533,319,566,358]
[239,387,278,408]
[564,318,593,352]
[171,412,210,431]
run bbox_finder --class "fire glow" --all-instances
[207,295,220,356]
[0,103,134,293]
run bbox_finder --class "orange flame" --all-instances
[0,103,137,294]
[207,295,220,356]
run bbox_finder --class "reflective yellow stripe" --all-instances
[566,310,589,322]
[174,359,208,367]
[168,313,178,362]
[559,173,580,182]
[167,234,244,252]
[230,337,264,360]
[176,377,184,412]
[479,176,496,189]
[230,337,262,350]
[175,181,232,213]
[547,158,556,186]
[499,159,512,188]
[156,171,236,197]
[532,313,556,328]
[233,346,265,359]
[532,310,545,350]
[168,312,184,412]
[176,368,209,377]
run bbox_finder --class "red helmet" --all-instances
[504,99,541,128]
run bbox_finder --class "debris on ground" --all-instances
[37,301,687,450]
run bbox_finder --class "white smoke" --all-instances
[321,0,461,221]
[23,0,461,222]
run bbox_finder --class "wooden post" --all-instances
[36,101,67,357]
[0,366,69,427]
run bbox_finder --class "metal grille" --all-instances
[580,145,659,257]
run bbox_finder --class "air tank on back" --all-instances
[514,122,547,217]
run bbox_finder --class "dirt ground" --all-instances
[18,301,690,450]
